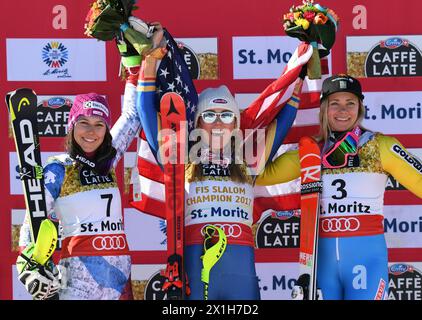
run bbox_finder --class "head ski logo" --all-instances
[42,41,68,68]
[9,97,30,121]
[20,119,46,218]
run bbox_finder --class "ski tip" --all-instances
[160,92,185,108]
[7,88,37,97]
[299,136,321,155]
[299,136,317,146]
[5,88,38,121]
[160,92,187,119]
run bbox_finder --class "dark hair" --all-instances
[65,127,117,175]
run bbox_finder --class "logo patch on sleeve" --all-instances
[391,144,422,173]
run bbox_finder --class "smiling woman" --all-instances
[73,117,107,153]
[137,24,305,300]
[257,73,422,300]
[69,95,110,148]
[17,76,143,300]
[326,92,360,132]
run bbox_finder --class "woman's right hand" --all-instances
[16,244,60,300]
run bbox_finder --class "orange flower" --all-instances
[314,13,328,25]
[283,12,294,21]
[84,2,103,36]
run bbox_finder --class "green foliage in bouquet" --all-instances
[282,0,339,79]
[85,0,152,56]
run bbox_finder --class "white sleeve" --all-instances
[110,82,142,167]
[18,212,32,247]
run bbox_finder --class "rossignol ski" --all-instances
[159,92,188,299]
[294,136,322,300]
[6,89,48,243]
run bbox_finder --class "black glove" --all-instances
[291,273,309,300]
[16,244,60,300]
[291,274,323,300]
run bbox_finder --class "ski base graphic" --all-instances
[296,136,322,300]
[159,92,188,299]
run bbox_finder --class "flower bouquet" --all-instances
[282,0,339,79]
[84,0,153,57]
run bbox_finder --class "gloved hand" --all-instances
[128,16,156,39]
[116,34,142,68]
[16,243,61,300]
[291,273,309,300]
[117,18,167,77]
[115,30,141,82]
[130,17,167,60]
[291,274,323,300]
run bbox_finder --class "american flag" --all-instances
[156,29,198,133]
[130,41,329,222]
[252,46,331,221]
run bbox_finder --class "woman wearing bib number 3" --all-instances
[257,74,422,300]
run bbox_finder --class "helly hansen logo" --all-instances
[83,101,109,116]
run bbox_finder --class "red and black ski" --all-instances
[296,136,322,300]
[6,88,48,243]
[159,92,188,299]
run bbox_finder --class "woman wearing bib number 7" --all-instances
[16,62,150,301]
[257,74,422,300]
[16,23,167,300]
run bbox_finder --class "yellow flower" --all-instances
[295,18,310,30]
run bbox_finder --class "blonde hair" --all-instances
[186,139,253,184]
[186,162,253,184]
[315,98,366,143]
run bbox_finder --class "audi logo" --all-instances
[92,235,127,250]
[200,224,242,238]
[321,217,360,232]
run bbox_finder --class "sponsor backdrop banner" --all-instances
[1,0,421,300]
[347,36,422,78]
[232,36,300,79]
[6,39,106,81]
